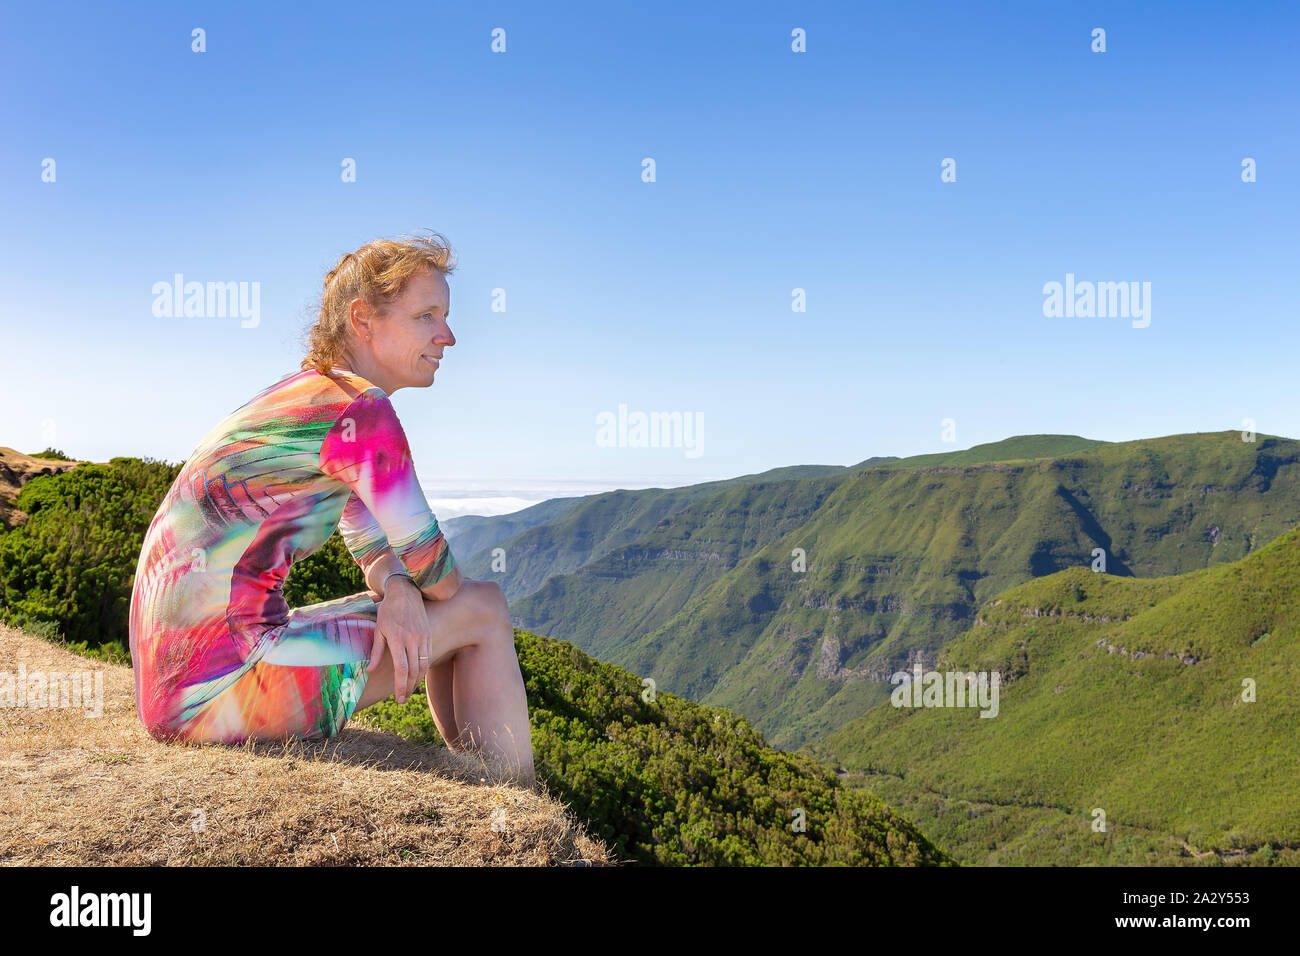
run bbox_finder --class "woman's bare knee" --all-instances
[472,583,516,657]
[417,579,510,664]
[454,580,511,636]
[467,579,508,614]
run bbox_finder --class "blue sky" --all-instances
[3,0,1297,495]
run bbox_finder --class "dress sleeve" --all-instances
[337,490,396,579]
[318,387,456,590]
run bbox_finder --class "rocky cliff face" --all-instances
[815,632,935,682]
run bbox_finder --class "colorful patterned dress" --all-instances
[128,366,456,744]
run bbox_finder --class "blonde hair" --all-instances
[301,230,457,375]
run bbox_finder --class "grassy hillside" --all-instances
[508,432,1300,749]
[812,524,1300,865]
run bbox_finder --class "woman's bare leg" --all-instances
[353,580,535,787]
[437,583,535,787]
[425,657,458,747]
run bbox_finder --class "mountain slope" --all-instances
[509,472,848,665]
[509,432,1300,750]
[502,436,1112,665]
[810,523,1300,865]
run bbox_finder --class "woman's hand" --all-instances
[367,574,430,705]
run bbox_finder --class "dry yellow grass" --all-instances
[0,622,613,866]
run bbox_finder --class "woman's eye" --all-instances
[420,312,432,321]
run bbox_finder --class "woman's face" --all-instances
[352,268,455,393]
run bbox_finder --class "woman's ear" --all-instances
[348,296,374,341]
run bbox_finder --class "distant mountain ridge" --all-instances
[452,436,1105,599]
[451,432,1299,750]
[450,462,852,601]
[441,496,587,560]
[848,434,1106,471]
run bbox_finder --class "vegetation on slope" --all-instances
[812,525,1300,865]
[0,446,83,530]
[0,455,180,657]
[362,623,950,866]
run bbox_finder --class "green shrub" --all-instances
[27,448,75,461]
[0,457,180,648]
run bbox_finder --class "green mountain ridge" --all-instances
[454,434,1105,606]
[500,432,1300,750]
[453,462,850,601]
[849,433,1106,471]
[453,437,1108,600]
[811,523,1300,865]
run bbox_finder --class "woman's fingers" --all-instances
[371,626,426,705]
[366,623,387,674]
[418,637,433,682]
[374,581,434,704]
[407,636,425,696]
[392,639,412,704]
[400,635,425,702]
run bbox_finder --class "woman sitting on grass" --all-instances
[128,231,535,788]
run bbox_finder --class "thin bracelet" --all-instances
[382,569,412,593]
